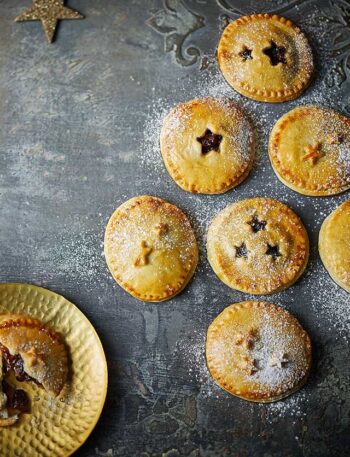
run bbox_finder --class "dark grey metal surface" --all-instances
[1,1,350,456]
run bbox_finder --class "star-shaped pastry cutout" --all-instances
[196,129,223,154]
[26,346,45,367]
[15,0,84,43]
[302,142,324,165]
[155,223,169,237]
[266,244,281,260]
[263,41,287,66]
[235,242,248,259]
[234,328,258,349]
[237,355,258,375]
[247,215,267,233]
[134,241,153,267]
[239,47,253,61]
[269,352,288,368]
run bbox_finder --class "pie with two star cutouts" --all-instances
[104,196,198,302]
[207,198,309,294]
[269,105,350,196]
[206,301,312,402]
[217,14,314,102]
[160,98,255,194]
[319,200,350,292]
[0,314,68,426]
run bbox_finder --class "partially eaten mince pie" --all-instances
[0,314,68,426]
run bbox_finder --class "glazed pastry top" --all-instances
[218,14,313,102]
[269,106,350,196]
[160,98,255,194]
[104,196,198,302]
[207,198,309,294]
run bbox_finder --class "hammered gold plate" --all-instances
[0,283,108,457]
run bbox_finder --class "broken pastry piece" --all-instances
[0,314,68,426]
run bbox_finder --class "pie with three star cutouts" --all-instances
[207,198,309,294]
[104,196,198,302]
[206,301,312,402]
[160,98,255,194]
[0,314,68,426]
[217,14,314,102]
[269,105,350,196]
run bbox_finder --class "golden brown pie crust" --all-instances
[207,197,309,294]
[104,195,198,302]
[269,105,350,196]
[206,301,312,402]
[319,200,350,292]
[160,98,255,194]
[0,315,68,398]
[218,14,314,102]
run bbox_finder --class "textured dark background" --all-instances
[1,1,350,456]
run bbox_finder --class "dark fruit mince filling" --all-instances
[248,216,267,233]
[263,41,287,66]
[266,244,282,260]
[239,48,253,61]
[2,381,30,414]
[196,129,223,154]
[235,242,248,259]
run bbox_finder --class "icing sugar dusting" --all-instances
[140,7,350,422]
[337,143,350,169]
[250,312,309,390]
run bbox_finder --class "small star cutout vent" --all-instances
[266,244,281,260]
[196,129,223,154]
[247,216,267,233]
[239,47,253,61]
[235,242,248,259]
[263,41,287,66]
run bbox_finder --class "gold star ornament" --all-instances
[15,0,84,43]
